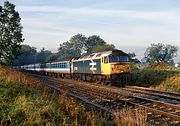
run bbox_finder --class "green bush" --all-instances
[130,64,180,92]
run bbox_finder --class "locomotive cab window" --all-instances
[109,55,129,62]
[104,56,109,63]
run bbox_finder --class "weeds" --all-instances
[130,63,180,92]
[114,107,147,126]
[0,65,43,89]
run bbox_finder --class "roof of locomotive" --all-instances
[72,50,128,61]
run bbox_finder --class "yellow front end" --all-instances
[100,53,130,85]
[101,61,130,85]
[110,63,130,74]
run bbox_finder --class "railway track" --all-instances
[72,84,180,121]
[124,85,180,101]
[30,74,180,125]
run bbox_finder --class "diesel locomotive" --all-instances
[17,50,130,86]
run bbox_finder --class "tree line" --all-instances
[13,40,179,66]
[13,34,115,65]
[0,1,179,66]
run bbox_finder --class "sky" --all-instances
[1,0,180,61]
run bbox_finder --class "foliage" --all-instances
[57,34,86,60]
[128,52,136,59]
[130,63,180,92]
[13,44,37,65]
[128,52,141,64]
[37,48,52,63]
[0,65,42,88]
[114,107,147,126]
[153,75,180,91]
[13,34,116,64]
[0,1,23,65]
[57,34,115,60]
[45,53,59,62]
[145,43,178,65]
[13,45,52,65]
[0,6,2,35]
[90,44,115,53]
[0,82,110,125]
[86,35,106,54]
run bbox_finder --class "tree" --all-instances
[36,48,52,63]
[58,41,81,60]
[58,34,87,60]
[45,53,58,62]
[0,5,4,62]
[90,44,115,53]
[57,34,115,61]
[0,1,23,65]
[13,44,37,65]
[86,35,106,54]
[127,52,141,64]
[69,33,87,53]
[0,6,2,31]
[128,52,136,59]
[145,43,178,65]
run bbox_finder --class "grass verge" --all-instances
[130,63,180,92]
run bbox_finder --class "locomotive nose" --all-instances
[111,64,130,74]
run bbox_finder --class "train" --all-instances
[15,50,130,86]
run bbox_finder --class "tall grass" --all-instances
[114,107,147,126]
[130,63,180,92]
[0,65,42,88]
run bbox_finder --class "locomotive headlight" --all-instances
[111,65,114,71]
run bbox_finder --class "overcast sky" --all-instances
[1,0,180,61]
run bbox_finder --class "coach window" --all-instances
[104,56,109,63]
[64,63,67,68]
